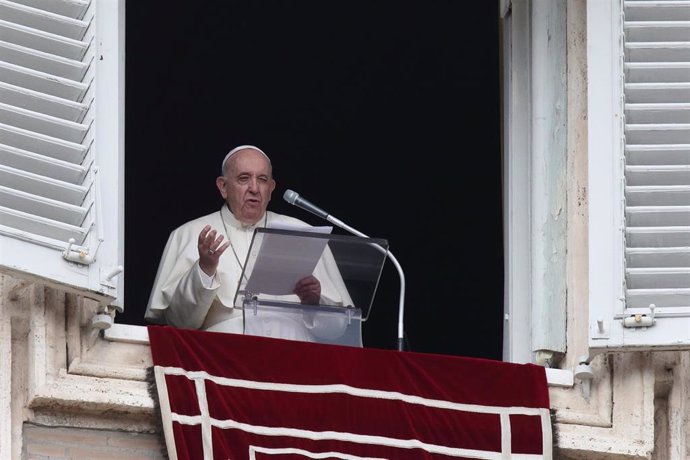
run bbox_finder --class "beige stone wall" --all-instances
[22,424,165,460]
[0,275,157,459]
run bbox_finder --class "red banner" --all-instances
[148,325,552,459]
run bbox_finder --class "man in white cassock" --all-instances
[145,145,354,342]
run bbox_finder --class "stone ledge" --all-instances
[29,368,154,415]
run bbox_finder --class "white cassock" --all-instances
[145,205,355,343]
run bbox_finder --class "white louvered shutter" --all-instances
[0,0,123,305]
[589,0,689,350]
[621,0,690,344]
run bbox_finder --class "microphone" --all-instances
[283,188,407,352]
[283,189,330,220]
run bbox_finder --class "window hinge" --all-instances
[574,354,594,401]
[622,304,656,328]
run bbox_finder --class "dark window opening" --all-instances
[123,1,503,359]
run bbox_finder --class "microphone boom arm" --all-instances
[283,189,406,351]
[326,215,406,352]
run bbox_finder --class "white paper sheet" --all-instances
[244,223,333,295]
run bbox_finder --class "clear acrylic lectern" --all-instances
[233,227,388,347]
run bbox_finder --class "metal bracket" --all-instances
[590,318,610,339]
[63,237,103,265]
[100,265,123,288]
[243,295,258,316]
[622,304,656,328]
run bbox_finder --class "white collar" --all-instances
[220,205,267,230]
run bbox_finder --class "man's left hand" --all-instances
[294,275,321,305]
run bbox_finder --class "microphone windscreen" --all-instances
[283,189,299,204]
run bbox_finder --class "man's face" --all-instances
[216,148,276,225]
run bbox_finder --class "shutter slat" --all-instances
[626,288,690,308]
[0,143,87,183]
[0,164,88,205]
[0,0,89,40]
[626,41,690,62]
[626,185,690,205]
[627,267,690,289]
[0,206,87,244]
[624,83,690,103]
[0,81,89,122]
[626,164,690,185]
[624,2,690,22]
[626,144,690,164]
[0,101,89,142]
[625,102,690,123]
[625,62,690,83]
[625,21,690,42]
[626,247,690,268]
[0,40,89,81]
[0,61,88,101]
[626,206,690,226]
[0,185,88,225]
[0,123,88,164]
[10,0,90,21]
[626,226,690,247]
[626,123,690,143]
[0,18,89,60]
